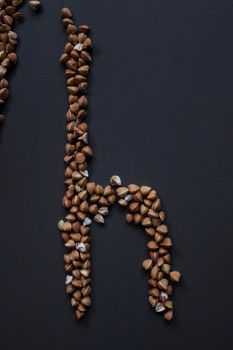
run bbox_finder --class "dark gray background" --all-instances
[0,1,233,349]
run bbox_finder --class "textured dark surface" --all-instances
[0,1,233,349]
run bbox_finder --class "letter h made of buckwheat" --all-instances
[58,8,181,323]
